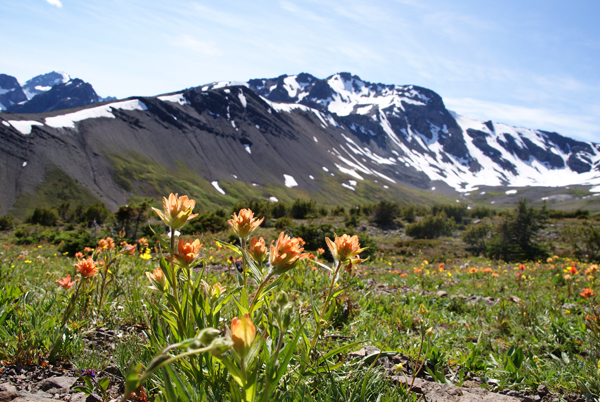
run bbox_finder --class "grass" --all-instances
[0,213,599,401]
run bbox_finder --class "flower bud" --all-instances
[282,304,293,329]
[209,338,233,356]
[418,304,428,316]
[197,328,221,346]
[270,301,281,317]
[275,291,289,307]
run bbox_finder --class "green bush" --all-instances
[274,217,294,230]
[431,204,468,224]
[461,220,494,255]
[560,221,600,261]
[0,214,16,230]
[56,230,97,256]
[371,200,400,227]
[404,214,455,239]
[27,207,59,226]
[290,198,317,219]
[181,212,228,234]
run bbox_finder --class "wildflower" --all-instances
[74,252,84,259]
[325,234,367,265]
[140,248,152,260]
[270,232,308,272]
[56,274,75,290]
[563,274,572,281]
[201,282,226,300]
[580,288,597,298]
[414,268,423,274]
[146,267,167,290]
[248,237,268,264]
[138,238,149,248]
[469,267,478,274]
[532,356,539,363]
[98,237,115,250]
[152,193,198,230]
[317,248,325,255]
[546,258,553,263]
[419,304,428,316]
[519,264,525,271]
[231,313,255,359]
[426,327,434,336]
[439,263,444,270]
[400,273,408,277]
[565,310,571,315]
[569,266,577,275]
[172,238,202,266]
[228,209,264,240]
[395,362,404,373]
[76,257,98,278]
[83,247,93,253]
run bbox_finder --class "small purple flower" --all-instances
[81,369,97,377]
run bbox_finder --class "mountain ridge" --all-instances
[0,72,599,217]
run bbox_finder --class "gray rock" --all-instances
[391,376,522,401]
[36,376,77,393]
[436,291,448,298]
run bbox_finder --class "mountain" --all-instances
[0,74,28,110]
[0,72,599,217]
[7,78,100,114]
[22,71,71,100]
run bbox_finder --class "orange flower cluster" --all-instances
[580,288,597,298]
[231,313,255,359]
[229,209,264,240]
[56,274,75,289]
[76,257,98,278]
[269,232,308,271]
[146,267,168,290]
[173,238,202,266]
[153,193,198,230]
[201,282,226,299]
[248,237,268,264]
[325,234,366,264]
[98,237,115,250]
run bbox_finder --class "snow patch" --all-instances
[309,175,314,180]
[7,120,43,135]
[244,144,251,154]
[349,180,357,186]
[22,161,27,167]
[211,181,226,195]
[45,100,148,129]
[341,183,355,191]
[269,196,279,202]
[313,136,318,143]
[284,174,298,188]
[158,93,190,105]
[322,167,329,172]
[505,190,517,195]
[589,186,600,193]
[238,89,247,108]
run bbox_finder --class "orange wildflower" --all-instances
[325,234,367,264]
[569,266,577,275]
[248,237,268,264]
[400,273,408,277]
[98,237,115,250]
[317,248,325,255]
[580,288,597,298]
[146,267,167,290]
[138,238,149,248]
[231,313,255,359]
[228,209,264,240]
[469,267,478,274]
[76,257,98,278]
[269,232,308,272]
[74,252,84,259]
[519,264,525,271]
[393,269,400,274]
[56,274,75,290]
[173,238,202,266]
[152,193,198,230]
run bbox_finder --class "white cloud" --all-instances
[445,97,600,142]
[45,0,63,8]
[173,34,221,56]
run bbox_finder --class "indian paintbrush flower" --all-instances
[325,234,367,265]
[76,257,98,278]
[56,274,75,289]
[152,193,198,231]
[228,209,264,240]
[231,313,255,359]
[580,288,597,298]
[248,237,268,264]
[171,238,202,266]
[269,232,308,272]
[146,267,168,291]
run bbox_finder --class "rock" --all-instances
[391,376,522,401]
[436,291,448,298]
[347,346,381,358]
[0,390,20,402]
[102,366,122,378]
[36,376,77,393]
[0,383,17,394]
[460,380,481,389]
[537,384,548,396]
[509,296,522,304]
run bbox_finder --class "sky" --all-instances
[1,0,599,142]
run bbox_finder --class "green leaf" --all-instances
[98,377,110,392]
[215,239,242,255]
[316,341,365,366]
[215,356,245,387]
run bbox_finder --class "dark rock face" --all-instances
[7,79,99,113]
[0,74,28,109]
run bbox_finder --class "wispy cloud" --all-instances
[445,97,600,142]
[173,34,221,56]
[45,0,62,8]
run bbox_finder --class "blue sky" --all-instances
[2,0,599,142]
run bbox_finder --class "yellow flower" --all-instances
[140,248,152,260]
[228,209,264,240]
[395,363,404,373]
[325,234,367,264]
[152,193,198,231]
[426,327,434,336]
[269,232,308,272]
[231,313,255,359]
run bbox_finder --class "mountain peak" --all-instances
[24,71,71,100]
